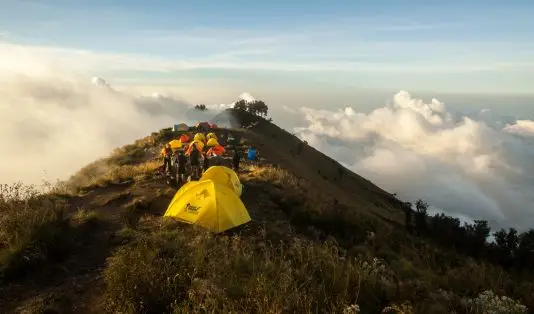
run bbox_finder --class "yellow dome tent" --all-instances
[207,132,217,140]
[164,180,251,233]
[194,133,206,143]
[206,137,219,147]
[168,139,182,150]
[185,140,205,155]
[200,166,242,196]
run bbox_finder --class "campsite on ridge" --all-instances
[0,105,533,313]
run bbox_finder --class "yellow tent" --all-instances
[164,180,251,233]
[206,137,219,147]
[207,132,217,140]
[185,140,205,155]
[194,133,206,143]
[200,166,242,196]
[168,139,182,150]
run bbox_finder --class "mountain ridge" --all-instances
[0,111,532,313]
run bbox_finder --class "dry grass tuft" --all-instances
[104,225,397,313]
[0,184,73,280]
[68,159,161,192]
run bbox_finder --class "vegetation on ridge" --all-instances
[0,117,533,313]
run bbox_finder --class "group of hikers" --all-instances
[160,131,259,185]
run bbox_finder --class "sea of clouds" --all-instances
[291,91,534,231]
[2,69,534,231]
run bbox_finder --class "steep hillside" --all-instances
[0,116,532,313]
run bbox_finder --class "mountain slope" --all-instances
[0,115,531,313]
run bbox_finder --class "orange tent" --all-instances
[179,134,190,143]
[207,144,225,157]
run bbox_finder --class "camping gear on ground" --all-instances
[164,179,250,233]
[206,137,219,147]
[194,132,206,143]
[201,166,242,196]
[173,123,188,132]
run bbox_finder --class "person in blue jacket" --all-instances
[247,145,259,164]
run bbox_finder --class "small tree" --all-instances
[414,199,428,236]
[195,104,207,111]
[234,100,248,112]
[255,100,269,117]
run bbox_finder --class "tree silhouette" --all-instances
[249,100,268,116]
[234,100,248,112]
[414,199,428,236]
[195,104,207,111]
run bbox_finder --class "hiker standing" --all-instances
[162,144,173,174]
[176,150,187,184]
[203,151,210,173]
[189,143,201,180]
[247,145,259,166]
[232,148,241,171]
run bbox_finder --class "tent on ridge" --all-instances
[200,166,242,196]
[163,179,250,233]
[206,137,219,147]
[207,132,217,140]
[207,145,225,158]
[168,139,182,151]
[173,123,188,132]
[179,134,191,143]
[186,140,205,155]
[196,122,211,132]
[194,133,206,143]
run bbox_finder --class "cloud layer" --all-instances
[293,91,534,231]
[0,75,218,185]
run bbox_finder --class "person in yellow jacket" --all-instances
[161,144,173,174]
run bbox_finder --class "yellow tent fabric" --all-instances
[200,166,242,196]
[185,140,205,155]
[207,132,217,140]
[164,180,251,233]
[206,137,219,147]
[194,133,206,143]
[168,139,182,150]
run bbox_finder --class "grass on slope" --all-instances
[1,131,531,313]
[102,164,528,313]
[0,183,100,282]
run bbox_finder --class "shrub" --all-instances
[462,290,528,314]
[104,223,401,313]
[0,184,74,280]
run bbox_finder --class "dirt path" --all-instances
[0,178,173,313]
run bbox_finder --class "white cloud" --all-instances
[0,72,222,185]
[1,41,532,76]
[502,120,534,137]
[293,91,534,231]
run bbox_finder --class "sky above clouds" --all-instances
[1,0,534,95]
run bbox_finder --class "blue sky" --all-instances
[1,0,534,95]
